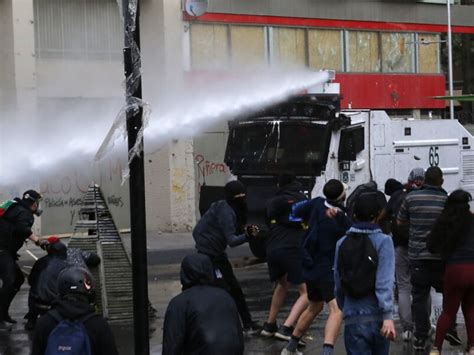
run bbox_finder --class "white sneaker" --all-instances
[281,348,303,355]
[402,330,413,342]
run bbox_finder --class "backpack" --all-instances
[45,309,95,355]
[337,232,378,299]
[0,200,16,218]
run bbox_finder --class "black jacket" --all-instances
[193,200,247,257]
[162,254,244,355]
[265,182,307,253]
[32,297,118,355]
[0,198,34,255]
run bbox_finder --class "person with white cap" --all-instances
[282,179,352,355]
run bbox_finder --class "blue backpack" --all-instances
[45,310,95,355]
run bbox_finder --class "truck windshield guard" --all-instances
[225,120,331,176]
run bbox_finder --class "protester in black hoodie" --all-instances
[261,172,309,341]
[163,254,244,355]
[32,267,118,355]
[193,180,259,333]
[0,190,45,330]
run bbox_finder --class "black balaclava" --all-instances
[225,180,247,231]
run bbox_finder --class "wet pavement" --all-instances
[1,249,468,355]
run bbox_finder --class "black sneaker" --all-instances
[413,337,427,352]
[243,321,261,336]
[260,322,278,337]
[0,321,12,332]
[274,325,294,341]
[445,328,462,346]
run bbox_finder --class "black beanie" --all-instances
[22,190,42,204]
[384,179,403,196]
[225,181,246,200]
[47,241,67,259]
[323,179,345,201]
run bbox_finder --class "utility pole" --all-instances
[447,0,455,119]
[122,0,150,354]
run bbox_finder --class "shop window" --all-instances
[308,29,343,71]
[381,32,415,73]
[230,25,267,68]
[418,33,440,73]
[191,24,230,70]
[270,27,306,68]
[347,31,381,72]
[338,126,365,162]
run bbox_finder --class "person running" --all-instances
[427,190,474,355]
[335,193,396,355]
[397,166,461,351]
[163,254,244,355]
[193,180,260,334]
[282,179,351,355]
[260,172,308,341]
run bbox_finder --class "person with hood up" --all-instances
[32,266,118,355]
[0,189,46,330]
[282,179,352,355]
[24,237,69,330]
[260,172,308,341]
[162,253,244,355]
[193,180,259,334]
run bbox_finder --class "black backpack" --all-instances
[337,232,378,299]
[346,182,387,220]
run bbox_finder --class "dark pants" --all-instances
[344,321,390,355]
[410,259,444,340]
[434,263,474,349]
[208,254,253,328]
[0,251,25,320]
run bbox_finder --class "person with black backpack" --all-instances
[32,267,118,355]
[334,193,396,355]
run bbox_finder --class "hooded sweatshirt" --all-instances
[163,254,243,355]
[32,296,118,355]
[0,198,34,255]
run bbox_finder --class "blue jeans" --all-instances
[344,321,390,355]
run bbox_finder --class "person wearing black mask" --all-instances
[193,180,260,334]
[0,189,46,331]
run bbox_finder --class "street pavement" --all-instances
[1,233,468,354]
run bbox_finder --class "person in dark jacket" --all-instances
[162,254,244,355]
[0,190,46,330]
[24,237,78,330]
[427,190,474,354]
[380,177,413,341]
[32,267,118,355]
[282,180,351,355]
[261,173,309,341]
[193,180,259,333]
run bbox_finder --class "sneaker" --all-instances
[275,325,294,341]
[4,314,17,324]
[243,321,261,336]
[0,320,12,332]
[445,328,462,346]
[429,347,440,355]
[402,330,413,342]
[261,322,278,337]
[281,348,303,355]
[413,337,427,352]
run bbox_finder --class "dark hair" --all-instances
[277,171,296,188]
[353,193,381,222]
[424,166,443,186]
[323,179,345,201]
[428,189,472,257]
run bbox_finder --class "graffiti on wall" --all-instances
[195,153,229,185]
